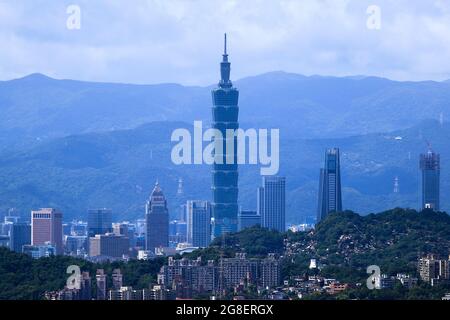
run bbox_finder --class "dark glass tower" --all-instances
[317,148,342,223]
[420,148,440,211]
[211,34,239,237]
[145,181,169,252]
[87,209,112,237]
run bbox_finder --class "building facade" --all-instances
[420,148,440,211]
[31,208,63,254]
[211,34,239,238]
[9,222,31,253]
[418,254,450,285]
[23,243,56,258]
[260,253,282,289]
[87,209,112,237]
[258,176,286,232]
[158,257,218,299]
[186,200,211,247]
[238,210,261,231]
[157,254,281,299]
[89,233,129,258]
[145,182,169,252]
[96,269,107,300]
[317,148,343,223]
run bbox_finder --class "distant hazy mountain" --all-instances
[0,119,448,224]
[1,72,450,151]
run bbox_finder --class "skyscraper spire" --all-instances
[220,33,232,88]
[224,33,227,56]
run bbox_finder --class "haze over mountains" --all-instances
[1,72,450,141]
[0,72,449,223]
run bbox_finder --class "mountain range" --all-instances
[1,72,450,144]
[0,72,449,223]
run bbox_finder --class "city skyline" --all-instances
[1,44,447,234]
[1,0,450,305]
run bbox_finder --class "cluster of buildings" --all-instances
[316,145,441,223]
[158,253,281,299]
[45,268,175,301]
[281,270,418,299]
[0,36,289,262]
[418,254,450,286]
[45,253,281,300]
[0,172,286,262]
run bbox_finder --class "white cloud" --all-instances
[0,0,449,84]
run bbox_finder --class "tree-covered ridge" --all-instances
[285,208,450,282]
[182,226,285,262]
[210,226,285,256]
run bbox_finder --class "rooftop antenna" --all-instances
[219,33,231,87]
[425,140,433,153]
[224,33,228,55]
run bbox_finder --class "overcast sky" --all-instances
[0,0,449,85]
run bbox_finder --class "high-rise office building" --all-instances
[145,182,169,252]
[31,208,63,255]
[238,210,261,231]
[87,209,112,237]
[317,148,343,223]
[89,233,129,258]
[211,34,239,238]
[186,200,211,248]
[420,148,440,211]
[258,177,286,232]
[9,222,31,253]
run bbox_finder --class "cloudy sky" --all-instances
[0,0,449,85]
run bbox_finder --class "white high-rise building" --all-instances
[186,200,211,248]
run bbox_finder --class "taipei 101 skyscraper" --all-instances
[211,34,239,237]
